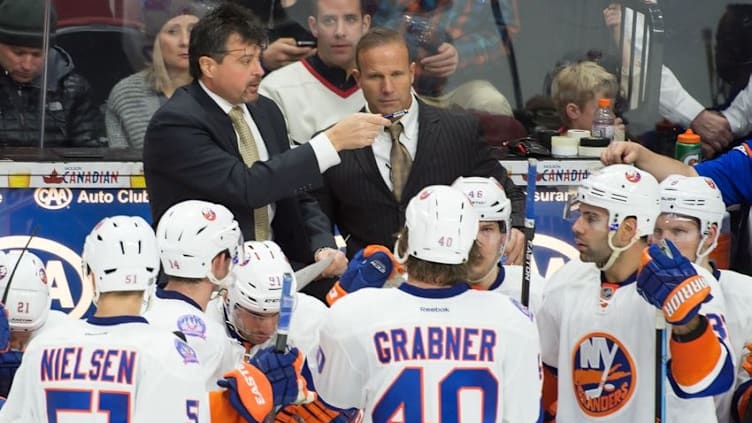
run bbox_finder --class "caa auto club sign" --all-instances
[0,236,92,318]
[0,186,151,319]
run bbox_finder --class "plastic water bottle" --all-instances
[591,98,616,141]
[675,129,701,166]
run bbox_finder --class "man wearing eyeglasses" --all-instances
[144,2,391,284]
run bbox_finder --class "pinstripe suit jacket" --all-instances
[315,101,524,258]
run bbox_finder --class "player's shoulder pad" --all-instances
[544,260,595,294]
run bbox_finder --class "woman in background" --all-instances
[106,0,211,149]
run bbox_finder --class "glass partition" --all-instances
[0,0,748,157]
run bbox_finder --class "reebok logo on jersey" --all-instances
[571,332,635,417]
[177,314,207,339]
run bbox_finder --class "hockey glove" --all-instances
[0,303,8,353]
[327,245,403,305]
[636,240,711,325]
[216,361,274,423]
[248,347,315,406]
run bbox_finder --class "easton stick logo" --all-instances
[571,332,636,417]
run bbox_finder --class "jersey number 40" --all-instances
[373,367,498,422]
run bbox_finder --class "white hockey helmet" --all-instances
[452,175,511,236]
[659,175,725,259]
[576,165,660,237]
[396,185,480,264]
[0,250,51,332]
[156,200,242,287]
[82,216,160,297]
[228,241,292,315]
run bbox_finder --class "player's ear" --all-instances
[565,102,580,121]
[705,223,719,250]
[616,217,637,243]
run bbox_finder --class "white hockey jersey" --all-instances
[0,316,210,423]
[715,267,752,423]
[143,289,244,390]
[313,282,542,423]
[537,259,734,422]
[482,264,544,314]
[258,58,365,145]
[206,292,328,359]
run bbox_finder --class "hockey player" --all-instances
[144,199,247,390]
[652,175,752,423]
[0,250,70,398]
[0,215,313,422]
[452,176,545,311]
[314,185,542,422]
[537,165,734,422]
[208,240,349,422]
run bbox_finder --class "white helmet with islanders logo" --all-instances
[575,164,660,270]
[395,185,480,264]
[659,175,725,263]
[0,250,51,332]
[82,216,160,303]
[156,200,243,289]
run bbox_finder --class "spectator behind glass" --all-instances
[0,0,101,147]
[228,0,316,73]
[551,61,622,133]
[371,0,513,117]
[106,0,213,149]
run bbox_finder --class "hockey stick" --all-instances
[521,158,537,308]
[275,272,295,353]
[2,226,39,305]
[655,309,667,422]
[655,242,670,423]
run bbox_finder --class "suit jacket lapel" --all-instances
[247,102,281,157]
[404,101,440,197]
[187,81,240,156]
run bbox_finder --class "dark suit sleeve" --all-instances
[471,120,526,228]
[144,105,322,212]
[298,192,337,251]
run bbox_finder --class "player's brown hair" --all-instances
[396,227,477,286]
[355,27,406,70]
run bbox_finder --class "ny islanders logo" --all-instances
[571,332,636,417]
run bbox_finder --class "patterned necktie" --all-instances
[388,122,411,201]
[228,106,269,241]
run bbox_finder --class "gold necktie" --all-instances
[228,106,269,241]
[388,122,411,201]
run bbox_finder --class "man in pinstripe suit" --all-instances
[315,28,525,261]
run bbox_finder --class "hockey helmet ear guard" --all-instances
[83,216,160,301]
[395,185,480,265]
[0,250,51,332]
